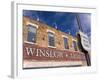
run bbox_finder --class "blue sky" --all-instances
[23,10,91,38]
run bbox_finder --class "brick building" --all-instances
[23,16,87,68]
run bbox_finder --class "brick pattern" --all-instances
[23,17,87,67]
[23,17,79,51]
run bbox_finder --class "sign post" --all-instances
[76,14,91,66]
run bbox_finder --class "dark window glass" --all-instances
[48,32,55,47]
[73,41,78,51]
[63,37,69,49]
[27,25,37,43]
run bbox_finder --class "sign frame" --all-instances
[79,30,90,52]
[11,1,97,78]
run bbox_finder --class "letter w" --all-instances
[25,47,35,56]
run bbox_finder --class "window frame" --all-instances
[47,30,56,48]
[62,35,69,50]
[24,22,38,44]
[72,39,78,51]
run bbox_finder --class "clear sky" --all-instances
[23,10,91,38]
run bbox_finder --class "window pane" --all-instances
[63,37,69,49]
[27,25,37,43]
[28,25,36,33]
[48,32,55,47]
[73,41,77,51]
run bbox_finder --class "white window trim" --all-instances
[26,22,38,29]
[24,41,37,45]
[72,39,77,46]
[62,35,68,38]
[72,38,77,42]
[48,45,56,48]
[47,29,55,34]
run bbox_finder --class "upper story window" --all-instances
[27,25,37,43]
[63,37,69,49]
[48,32,55,47]
[73,40,78,51]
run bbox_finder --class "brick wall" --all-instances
[23,17,79,51]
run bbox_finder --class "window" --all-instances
[73,40,78,51]
[27,25,37,43]
[48,32,55,47]
[63,37,69,49]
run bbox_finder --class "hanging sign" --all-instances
[79,30,90,52]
